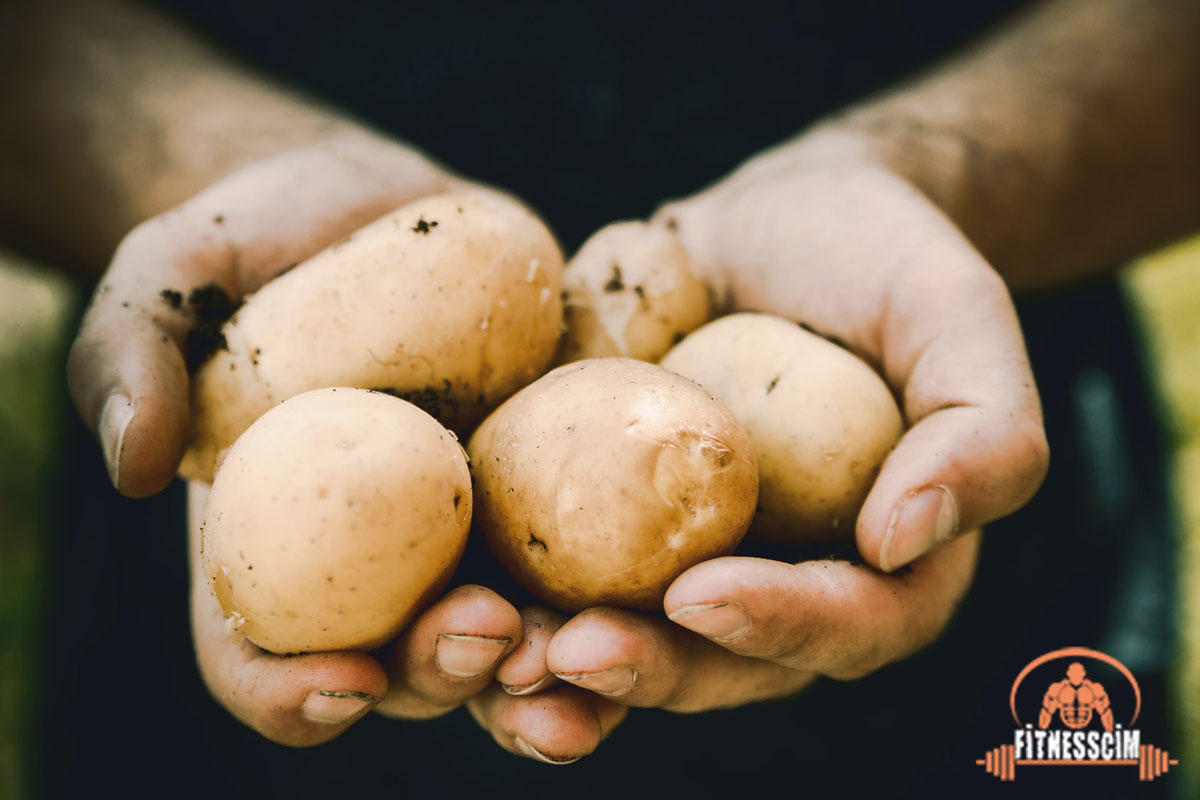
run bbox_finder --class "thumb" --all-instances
[67,221,219,497]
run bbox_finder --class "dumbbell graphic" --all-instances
[975,743,1178,781]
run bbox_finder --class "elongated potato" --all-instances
[556,221,711,364]
[201,388,471,654]
[661,313,903,544]
[468,358,758,613]
[180,189,563,482]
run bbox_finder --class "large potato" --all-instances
[660,313,903,544]
[556,221,711,364]
[180,189,563,482]
[468,358,758,613]
[201,387,471,654]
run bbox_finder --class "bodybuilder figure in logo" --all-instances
[1039,662,1114,731]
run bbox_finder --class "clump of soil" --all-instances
[184,283,236,372]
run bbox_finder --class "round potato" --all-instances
[556,220,711,364]
[180,189,563,482]
[201,387,471,654]
[468,358,758,613]
[660,313,903,544]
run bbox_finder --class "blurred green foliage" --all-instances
[0,252,75,800]
[1125,235,1200,787]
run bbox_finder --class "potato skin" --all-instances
[201,388,471,654]
[468,358,758,613]
[180,189,563,482]
[660,313,903,544]
[556,221,711,365]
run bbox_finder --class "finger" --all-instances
[69,135,455,496]
[188,482,387,746]
[546,607,814,712]
[371,585,522,720]
[664,532,981,680]
[466,684,627,764]
[494,606,566,696]
[856,257,1048,571]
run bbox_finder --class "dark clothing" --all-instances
[34,3,1178,797]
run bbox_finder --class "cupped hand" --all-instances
[188,483,522,746]
[525,127,1044,731]
[659,128,1048,572]
[545,532,978,714]
[76,131,622,752]
[67,130,466,497]
[192,483,625,752]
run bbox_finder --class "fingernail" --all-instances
[502,674,551,696]
[555,666,636,697]
[879,485,959,572]
[98,394,134,488]
[302,690,375,725]
[514,736,581,765]
[435,634,510,678]
[667,601,750,640]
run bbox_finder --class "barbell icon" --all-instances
[975,743,1178,781]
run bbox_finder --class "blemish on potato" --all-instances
[412,217,439,234]
[603,264,624,293]
[633,284,649,310]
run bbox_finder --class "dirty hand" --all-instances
[70,132,626,750]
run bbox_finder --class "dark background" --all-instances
[31,2,1182,797]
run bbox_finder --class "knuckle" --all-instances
[770,627,816,664]
[114,214,173,260]
[1012,414,1051,491]
[651,646,698,711]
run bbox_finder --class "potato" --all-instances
[660,313,903,544]
[201,387,471,654]
[556,221,711,364]
[180,189,563,482]
[468,358,758,613]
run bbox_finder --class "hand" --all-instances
[188,481,516,745]
[66,130,465,497]
[660,128,1048,573]
[523,128,1044,738]
[542,533,978,715]
[190,480,628,749]
[192,480,626,750]
[71,131,623,751]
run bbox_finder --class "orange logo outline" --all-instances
[1008,646,1141,727]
